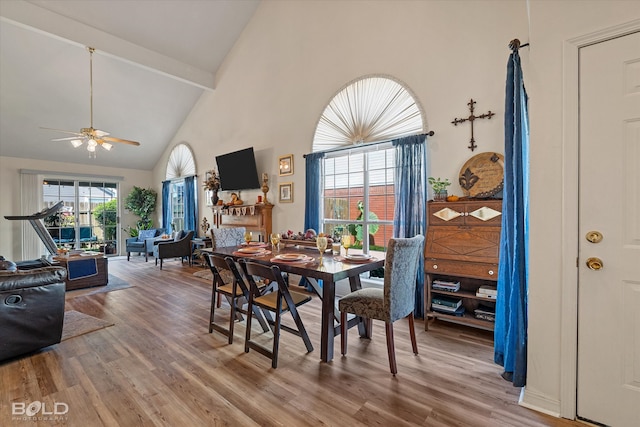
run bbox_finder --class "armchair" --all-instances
[153,230,194,270]
[125,228,165,261]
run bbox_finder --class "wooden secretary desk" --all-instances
[424,198,502,331]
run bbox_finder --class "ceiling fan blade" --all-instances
[102,136,141,146]
[94,129,110,137]
[51,136,83,141]
[40,127,84,136]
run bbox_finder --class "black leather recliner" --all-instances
[0,266,66,362]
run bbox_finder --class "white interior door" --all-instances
[578,31,640,426]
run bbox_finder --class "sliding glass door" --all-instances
[43,179,119,255]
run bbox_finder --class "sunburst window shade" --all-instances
[313,76,425,152]
[166,143,196,180]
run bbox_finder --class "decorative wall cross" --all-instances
[451,99,495,151]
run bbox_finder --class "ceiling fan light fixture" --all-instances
[42,46,141,158]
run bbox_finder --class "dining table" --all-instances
[201,243,385,362]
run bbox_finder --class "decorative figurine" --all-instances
[201,217,210,235]
[225,192,243,206]
[261,173,271,205]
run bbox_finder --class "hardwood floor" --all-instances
[1,257,581,426]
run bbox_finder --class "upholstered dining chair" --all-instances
[338,234,425,375]
[210,227,246,249]
[203,253,270,344]
[240,260,314,368]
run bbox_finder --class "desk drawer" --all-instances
[425,259,497,280]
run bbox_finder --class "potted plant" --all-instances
[125,186,157,231]
[428,177,451,201]
[203,170,221,205]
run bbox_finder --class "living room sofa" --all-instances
[0,266,66,362]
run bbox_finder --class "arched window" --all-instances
[164,143,197,233]
[312,75,426,152]
[166,143,196,180]
[312,76,426,254]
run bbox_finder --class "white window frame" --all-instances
[169,179,185,232]
[42,178,120,254]
[321,142,395,255]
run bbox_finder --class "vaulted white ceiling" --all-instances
[0,0,260,170]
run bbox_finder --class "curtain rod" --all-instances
[20,169,124,181]
[303,131,434,158]
[509,39,530,51]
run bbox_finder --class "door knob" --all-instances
[586,257,603,271]
[585,231,603,243]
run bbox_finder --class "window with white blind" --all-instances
[321,144,395,253]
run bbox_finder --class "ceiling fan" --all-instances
[41,47,140,157]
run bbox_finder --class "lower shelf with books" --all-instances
[425,274,497,332]
[429,311,496,331]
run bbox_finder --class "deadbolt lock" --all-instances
[586,257,603,271]
[585,231,603,243]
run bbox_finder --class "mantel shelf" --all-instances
[211,203,273,242]
[213,204,274,217]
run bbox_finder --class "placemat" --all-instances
[232,250,271,257]
[269,255,315,265]
[334,255,379,264]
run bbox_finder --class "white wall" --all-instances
[154,0,524,234]
[0,155,153,259]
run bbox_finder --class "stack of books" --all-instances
[432,280,460,292]
[474,304,496,322]
[475,285,498,299]
[431,296,465,316]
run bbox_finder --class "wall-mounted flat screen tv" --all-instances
[215,147,261,191]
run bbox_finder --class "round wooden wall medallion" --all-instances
[459,152,505,197]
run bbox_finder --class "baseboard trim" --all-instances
[519,386,562,418]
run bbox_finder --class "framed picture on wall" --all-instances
[205,190,213,206]
[279,154,294,176]
[279,182,293,203]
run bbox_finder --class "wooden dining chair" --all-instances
[203,254,270,344]
[239,259,314,368]
[338,235,425,375]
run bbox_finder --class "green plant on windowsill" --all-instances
[428,177,451,201]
